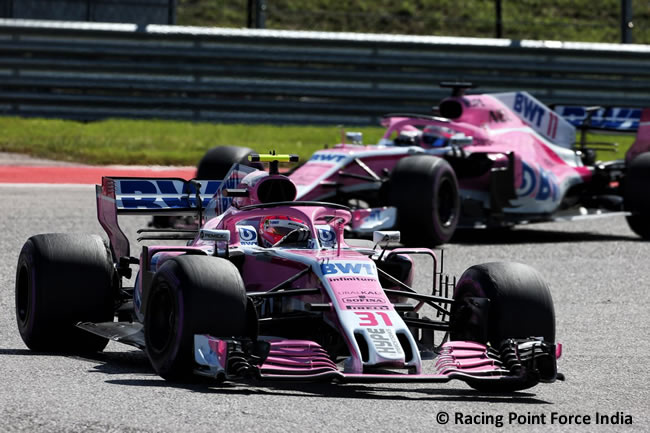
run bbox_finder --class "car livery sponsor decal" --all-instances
[320,261,375,276]
[114,179,221,209]
[342,294,384,304]
[366,328,402,355]
[237,225,258,246]
[320,260,391,310]
[555,106,642,131]
[517,161,559,202]
[513,93,547,128]
[339,290,386,309]
[309,152,347,164]
[492,92,576,147]
[316,225,337,247]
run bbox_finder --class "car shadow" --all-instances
[450,227,638,245]
[104,377,551,404]
[0,347,154,375]
[2,347,551,404]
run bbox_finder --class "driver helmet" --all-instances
[421,125,453,147]
[259,215,309,247]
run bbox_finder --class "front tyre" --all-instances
[450,262,555,392]
[625,152,650,239]
[152,146,260,228]
[196,145,258,180]
[451,262,555,345]
[15,234,115,352]
[389,155,459,246]
[144,255,249,380]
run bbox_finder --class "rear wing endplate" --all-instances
[96,164,256,261]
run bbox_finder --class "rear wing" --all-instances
[96,163,256,262]
[554,106,650,162]
[99,177,221,216]
[554,106,642,132]
[96,177,221,261]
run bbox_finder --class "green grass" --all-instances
[0,117,633,166]
[2,4,640,166]
[0,117,384,165]
[177,0,650,44]
[589,133,635,161]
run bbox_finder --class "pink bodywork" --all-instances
[96,159,561,385]
[291,93,593,215]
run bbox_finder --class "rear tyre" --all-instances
[196,145,258,180]
[144,255,248,380]
[389,155,459,246]
[450,262,555,392]
[625,152,650,239]
[15,234,115,352]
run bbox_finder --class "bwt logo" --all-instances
[321,262,375,276]
[117,180,221,209]
[558,106,641,131]
[514,93,546,127]
[310,153,347,163]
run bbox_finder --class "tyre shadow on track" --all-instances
[0,348,154,375]
[450,228,638,245]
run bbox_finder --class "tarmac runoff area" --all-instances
[0,152,195,183]
[1,152,649,432]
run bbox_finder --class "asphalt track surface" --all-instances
[1,181,649,431]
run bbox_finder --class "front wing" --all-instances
[193,335,561,390]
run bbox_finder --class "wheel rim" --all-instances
[436,176,457,228]
[16,264,30,326]
[148,284,175,354]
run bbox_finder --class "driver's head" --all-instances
[259,215,309,247]
[421,125,451,147]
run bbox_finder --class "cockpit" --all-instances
[392,125,474,148]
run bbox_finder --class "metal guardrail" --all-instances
[1,19,650,125]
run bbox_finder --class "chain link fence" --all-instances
[178,0,650,44]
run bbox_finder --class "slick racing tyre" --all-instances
[15,234,115,352]
[624,151,650,239]
[144,255,249,380]
[151,146,259,228]
[196,145,259,180]
[389,155,460,246]
[450,262,555,345]
[450,262,555,392]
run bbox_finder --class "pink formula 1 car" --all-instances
[195,83,650,245]
[16,156,561,391]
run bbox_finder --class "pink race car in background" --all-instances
[16,156,561,392]
[196,83,650,245]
